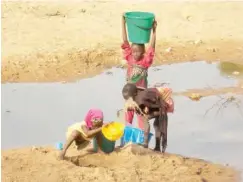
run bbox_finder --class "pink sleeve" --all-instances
[121,42,132,61]
[143,46,155,67]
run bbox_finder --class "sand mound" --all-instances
[1,144,239,182]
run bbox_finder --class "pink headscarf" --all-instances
[84,109,104,128]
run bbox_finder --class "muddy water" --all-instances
[2,61,243,172]
[219,62,243,79]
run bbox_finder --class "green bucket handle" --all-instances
[128,20,153,30]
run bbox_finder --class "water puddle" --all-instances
[147,61,240,91]
[2,61,243,173]
[168,95,243,169]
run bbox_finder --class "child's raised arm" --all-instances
[121,13,132,61]
[149,20,157,49]
[142,20,157,67]
[122,13,129,43]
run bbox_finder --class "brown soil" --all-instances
[1,1,243,181]
[1,144,240,182]
[1,1,243,83]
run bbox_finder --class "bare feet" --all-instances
[154,147,161,152]
[143,143,148,148]
[162,146,166,153]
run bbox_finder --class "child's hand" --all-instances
[152,20,157,32]
[144,107,149,114]
[58,151,65,160]
[102,123,110,127]
[122,13,126,22]
[97,148,106,155]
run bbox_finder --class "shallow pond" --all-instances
[1,61,243,174]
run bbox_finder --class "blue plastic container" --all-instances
[120,126,153,145]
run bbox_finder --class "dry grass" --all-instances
[204,95,243,118]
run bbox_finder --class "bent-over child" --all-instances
[59,108,107,160]
[122,83,174,153]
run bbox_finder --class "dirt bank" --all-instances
[1,1,243,83]
[1,144,240,182]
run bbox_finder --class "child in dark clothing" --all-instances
[122,83,174,152]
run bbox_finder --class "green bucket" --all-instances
[93,133,116,153]
[125,11,155,44]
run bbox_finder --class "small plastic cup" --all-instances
[56,142,63,150]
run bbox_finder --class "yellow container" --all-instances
[102,122,125,141]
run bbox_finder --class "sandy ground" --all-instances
[1,1,243,181]
[1,144,240,182]
[1,1,243,83]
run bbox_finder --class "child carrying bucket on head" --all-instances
[121,12,157,130]
[58,109,108,160]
